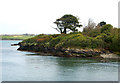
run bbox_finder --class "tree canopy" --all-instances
[54,14,82,34]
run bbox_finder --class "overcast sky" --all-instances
[0,0,119,34]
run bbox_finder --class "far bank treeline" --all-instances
[18,14,120,56]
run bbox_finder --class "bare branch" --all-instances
[51,26,61,32]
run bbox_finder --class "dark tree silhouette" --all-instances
[54,14,82,34]
[99,21,106,26]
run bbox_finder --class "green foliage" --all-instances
[54,14,82,34]
[83,23,119,54]
[22,33,104,50]
[22,34,60,47]
[101,24,113,33]
[109,28,120,52]
[83,27,101,37]
[21,22,120,55]
[95,25,120,53]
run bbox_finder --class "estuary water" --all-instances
[1,40,119,81]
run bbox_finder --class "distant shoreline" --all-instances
[0,35,35,40]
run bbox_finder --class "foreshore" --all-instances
[17,42,120,59]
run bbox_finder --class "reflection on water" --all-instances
[1,40,119,81]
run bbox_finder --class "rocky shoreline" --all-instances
[14,42,120,60]
[17,42,108,58]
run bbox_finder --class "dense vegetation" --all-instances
[83,24,120,55]
[19,14,120,55]
[22,33,102,49]
[21,24,120,55]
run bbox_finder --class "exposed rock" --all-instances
[16,42,119,58]
[11,44,19,46]
[100,53,120,59]
[17,42,105,58]
[11,42,20,46]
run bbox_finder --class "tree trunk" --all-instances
[63,27,67,34]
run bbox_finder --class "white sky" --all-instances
[0,0,119,34]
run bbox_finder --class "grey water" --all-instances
[1,40,119,81]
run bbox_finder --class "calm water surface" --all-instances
[1,40,119,81]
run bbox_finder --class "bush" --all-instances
[101,24,113,33]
